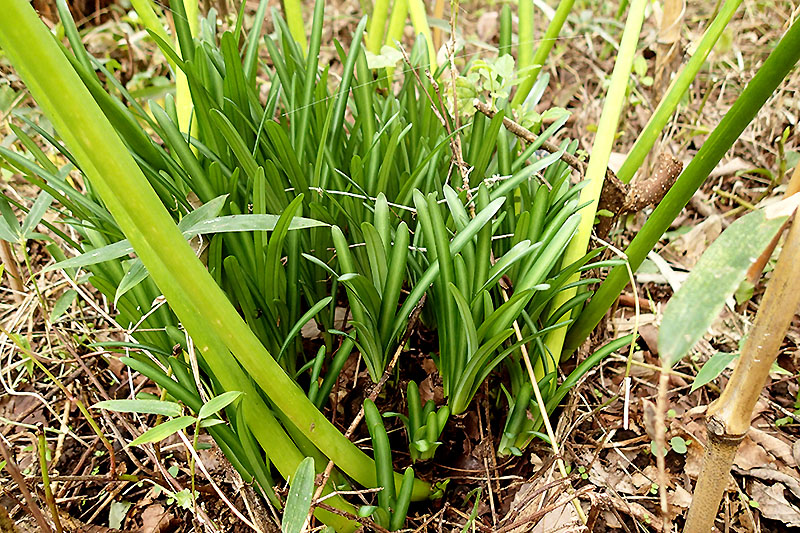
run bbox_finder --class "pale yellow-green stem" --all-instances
[539,0,648,375]
[385,0,410,48]
[407,0,437,67]
[517,0,534,78]
[176,0,198,135]
[130,0,194,135]
[283,0,309,52]
[384,0,409,79]
[366,0,391,53]
[511,0,576,108]
[129,0,173,56]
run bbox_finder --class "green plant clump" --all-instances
[6,0,793,529]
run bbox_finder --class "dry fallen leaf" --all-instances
[666,214,723,269]
[737,467,800,500]
[748,427,796,468]
[531,501,581,533]
[750,481,800,528]
[475,12,498,41]
[671,485,693,508]
[138,504,175,533]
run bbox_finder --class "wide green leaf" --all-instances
[44,213,327,273]
[659,209,788,366]
[690,352,738,392]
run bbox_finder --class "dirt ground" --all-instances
[1,0,799,531]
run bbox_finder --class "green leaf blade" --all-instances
[128,416,197,447]
[659,209,787,367]
[282,457,316,533]
[92,399,183,417]
[198,391,243,420]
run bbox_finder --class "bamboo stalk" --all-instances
[745,161,800,284]
[564,17,800,357]
[684,209,800,532]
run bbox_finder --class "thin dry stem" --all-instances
[0,436,54,532]
[499,287,587,525]
[0,240,24,304]
[474,99,583,179]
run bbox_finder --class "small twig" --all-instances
[498,469,574,525]
[446,0,473,210]
[482,381,502,506]
[596,153,683,240]
[589,235,641,430]
[399,46,450,134]
[26,474,141,483]
[315,502,392,533]
[0,436,54,533]
[314,486,383,505]
[399,44,472,202]
[494,486,594,533]
[303,296,427,531]
[177,430,262,533]
[474,100,585,175]
[412,505,448,533]
[655,371,670,532]
[476,393,498,528]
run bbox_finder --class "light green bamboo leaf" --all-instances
[20,191,52,239]
[0,196,21,241]
[282,457,315,533]
[49,288,77,322]
[43,240,135,273]
[93,399,183,417]
[0,219,18,243]
[198,391,243,420]
[659,209,787,367]
[177,195,228,231]
[690,352,738,392]
[182,214,328,238]
[114,259,149,307]
[45,213,327,273]
[128,416,196,446]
